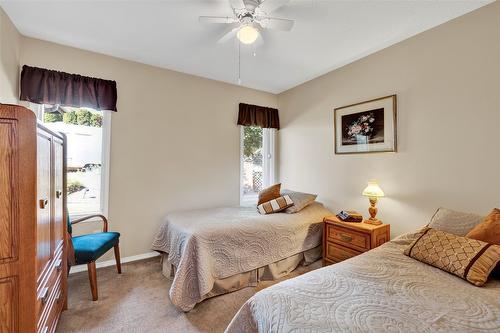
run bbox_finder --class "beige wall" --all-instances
[20,37,277,259]
[4,1,499,259]
[0,7,20,103]
[277,2,500,238]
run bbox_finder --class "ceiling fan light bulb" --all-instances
[237,25,259,44]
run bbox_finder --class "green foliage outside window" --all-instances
[44,108,103,128]
[76,109,93,126]
[43,112,63,123]
[243,126,262,158]
[68,180,85,194]
[63,110,77,124]
[90,113,103,127]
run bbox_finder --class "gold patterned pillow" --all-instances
[404,227,500,286]
[257,195,294,215]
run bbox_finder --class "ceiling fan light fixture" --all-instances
[237,25,259,44]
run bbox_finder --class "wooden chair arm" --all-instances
[71,214,108,232]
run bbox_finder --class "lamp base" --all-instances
[364,218,382,225]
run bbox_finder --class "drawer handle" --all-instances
[55,289,62,303]
[55,258,63,271]
[56,190,62,199]
[39,199,49,209]
[340,234,353,242]
[38,287,49,304]
[41,326,48,333]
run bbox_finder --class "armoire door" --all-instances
[53,137,65,253]
[36,129,52,281]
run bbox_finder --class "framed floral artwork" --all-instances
[334,95,397,154]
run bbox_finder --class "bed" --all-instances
[151,201,332,311]
[225,231,500,333]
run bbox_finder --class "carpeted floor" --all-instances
[56,257,322,333]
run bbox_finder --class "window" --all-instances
[38,104,111,217]
[240,126,276,205]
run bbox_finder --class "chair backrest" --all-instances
[67,210,72,235]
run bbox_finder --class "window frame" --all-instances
[239,126,277,206]
[70,110,111,220]
[97,110,111,219]
[31,103,111,219]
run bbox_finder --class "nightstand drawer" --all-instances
[325,242,361,263]
[326,224,370,252]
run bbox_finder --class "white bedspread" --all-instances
[226,232,500,333]
[151,202,332,311]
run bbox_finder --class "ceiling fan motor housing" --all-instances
[238,12,255,25]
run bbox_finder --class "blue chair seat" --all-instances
[72,232,120,265]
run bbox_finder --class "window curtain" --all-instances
[237,103,280,130]
[20,65,117,111]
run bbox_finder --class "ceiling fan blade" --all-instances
[259,17,294,31]
[217,26,240,43]
[257,0,290,14]
[254,33,264,47]
[229,0,246,10]
[199,16,237,24]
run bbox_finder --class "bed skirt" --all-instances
[161,245,322,302]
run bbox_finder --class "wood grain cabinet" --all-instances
[0,104,67,333]
[323,215,390,265]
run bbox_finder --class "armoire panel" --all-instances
[0,120,18,262]
[0,277,18,333]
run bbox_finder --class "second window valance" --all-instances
[237,103,280,130]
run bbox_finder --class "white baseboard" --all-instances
[69,251,160,274]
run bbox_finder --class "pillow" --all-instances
[281,189,317,214]
[404,227,500,286]
[466,208,500,245]
[428,207,484,236]
[257,195,294,215]
[257,183,281,205]
[466,208,500,279]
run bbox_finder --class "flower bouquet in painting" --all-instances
[346,112,376,142]
[341,108,385,145]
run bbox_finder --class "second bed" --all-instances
[151,202,331,311]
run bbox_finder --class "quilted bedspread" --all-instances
[225,232,500,333]
[151,202,332,311]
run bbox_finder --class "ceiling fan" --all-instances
[199,0,294,45]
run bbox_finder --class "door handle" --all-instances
[38,287,49,304]
[56,190,62,199]
[55,289,62,303]
[340,234,353,242]
[55,258,63,271]
[39,199,48,209]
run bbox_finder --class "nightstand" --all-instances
[323,215,390,265]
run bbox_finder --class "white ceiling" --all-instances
[1,0,492,93]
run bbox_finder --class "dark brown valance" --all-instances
[237,103,280,130]
[20,65,117,111]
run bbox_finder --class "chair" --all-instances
[67,214,121,301]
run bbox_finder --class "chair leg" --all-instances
[114,244,122,274]
[87,261,98,301]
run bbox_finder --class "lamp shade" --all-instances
[362,180,385,197]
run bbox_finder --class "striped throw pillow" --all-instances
[257,195,294,215]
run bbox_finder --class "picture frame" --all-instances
[334,95,397,154]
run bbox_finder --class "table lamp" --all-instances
[362,180,385,225]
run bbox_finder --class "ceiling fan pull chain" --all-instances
[238,40,242,85]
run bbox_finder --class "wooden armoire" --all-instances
[0,104,67,333]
